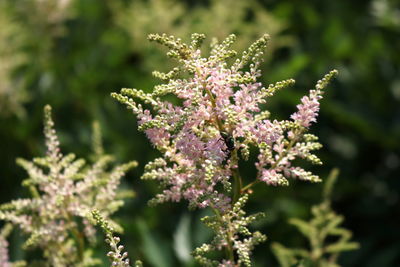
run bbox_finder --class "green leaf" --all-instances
[271,242,299,267]
[289,218,315,239]
[173,213,192,264]
[137,219,173,267]
[325,241,360,253]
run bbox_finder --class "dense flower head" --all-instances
[112,33,337,211]
[0,106,136,266]
[112,33,337,266]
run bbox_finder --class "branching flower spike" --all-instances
[112,33,338,266]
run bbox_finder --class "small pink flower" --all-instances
[176,131,205,159]
[260,169,282,186]
[291,90,322,127]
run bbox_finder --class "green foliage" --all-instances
[271,169,359,267]
[113,0,289,72]
[0,1,27,117]
[173,214,192,264]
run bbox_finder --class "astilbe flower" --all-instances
[112,33,337,266]
[0,105,136,267]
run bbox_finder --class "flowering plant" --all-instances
[112,33,338,266]
[0,106,136,266]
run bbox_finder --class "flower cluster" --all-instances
[113,33,337,210]
[112,33,337,265]
[0,105,136,266]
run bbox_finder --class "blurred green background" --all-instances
[0,0,399,266]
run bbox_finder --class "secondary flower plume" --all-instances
[0,105,137,266]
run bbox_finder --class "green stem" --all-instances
[210,206,235,263]
[199,69,240,264]
[231,151,242,203]
[205,87,224,132]
[197,67,224,133]
[70,224,85,261]
[64,210,85,262]
[241,179,260,194]
[29,185,40,199]
[198,68,244,203]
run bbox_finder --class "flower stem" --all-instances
[241,179,260,194]
[64,209,85,261]
[211,206,235,263]
[70,224,85,261]
[205,87,224,132]
[29,185,40,199]
[231,151,242,203]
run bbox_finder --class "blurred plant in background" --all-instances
[272,169,359,267]
[370,0,400,29]
[0,106,136,266]
[113,0,290,72]
[0,0,76,117]
[0,2,27,117]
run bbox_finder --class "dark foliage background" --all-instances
[0,0,399,266]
